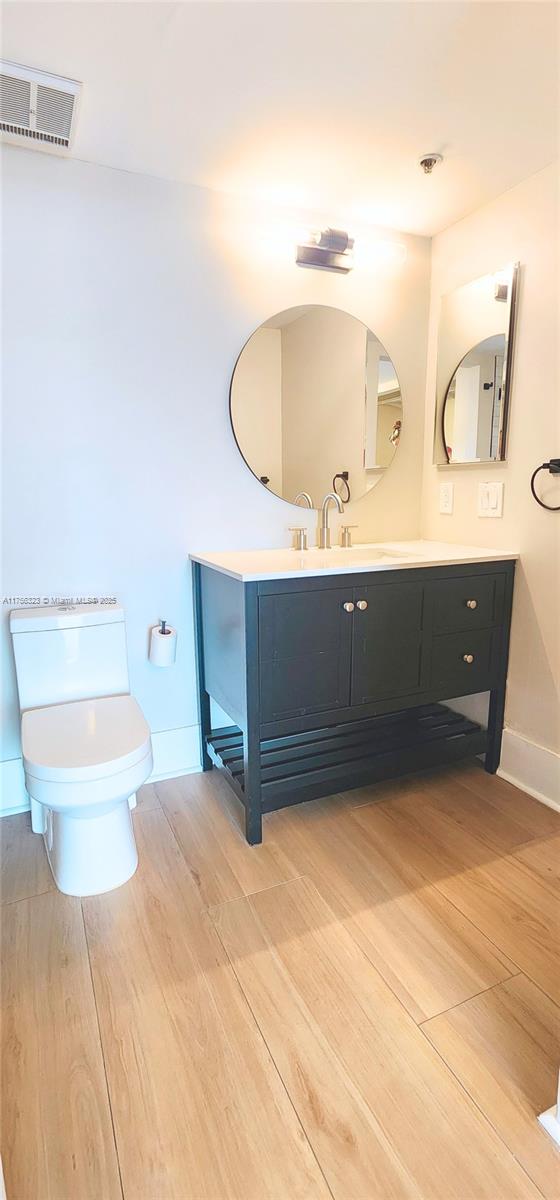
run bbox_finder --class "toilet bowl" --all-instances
[10,603,153,897]
[22,694,152,895]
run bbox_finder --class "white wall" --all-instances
[422,163,559,798]
[0,146,430,809]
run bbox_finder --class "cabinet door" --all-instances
[350,580,426,705]
[259,588,353,721]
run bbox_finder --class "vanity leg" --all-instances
[243,582,262,844]
[245,800,263,845]
[243,723,263,844]
[485,686,505,774]
[199,690,213,772]
[485,562,515,775]
[193,561,213,772]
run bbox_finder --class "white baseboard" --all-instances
[0,757,28,816]
[538,1105,560,1148]
[0,725,202,817]
[446,692,489,727]
[498,727,560,813]
[149,724,201,782]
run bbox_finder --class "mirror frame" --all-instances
[436,262,520,466]
[229,304,403,510]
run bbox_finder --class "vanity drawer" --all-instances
[430,629,498,694]
[429,573,504,633]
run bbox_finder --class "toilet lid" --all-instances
[22,695,152,783]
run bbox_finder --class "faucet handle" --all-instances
[340,524,357,548]
[288,527,308,551]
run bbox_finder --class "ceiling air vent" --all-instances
[0,61,81,150]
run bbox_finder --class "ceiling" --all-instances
[2,1,558,236]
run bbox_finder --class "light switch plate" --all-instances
[439,481,454,514]
[478,480,504,517]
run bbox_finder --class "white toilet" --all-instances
[10,602,153,897]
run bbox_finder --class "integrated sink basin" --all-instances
[327,544,413,562]
[295,545,415,570]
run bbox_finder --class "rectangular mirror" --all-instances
[433,262,519,465]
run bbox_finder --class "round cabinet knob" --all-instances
[343,602,355,613]
[356,600,368,611]
[466,599,478,610]
[463,653,475,664]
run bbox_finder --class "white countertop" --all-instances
[190,540,518,582]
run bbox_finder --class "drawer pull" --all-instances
[463,653,475,664]
[356,600,368,611]
[343,602,355,613]
[466,599,478,609]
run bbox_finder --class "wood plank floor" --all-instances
[1,760,559,1199]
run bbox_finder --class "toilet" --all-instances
[10,602,153,897]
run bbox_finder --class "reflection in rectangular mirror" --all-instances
[433,262,519,465]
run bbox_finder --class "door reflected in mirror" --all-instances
[434,263,519,465]
[230,305,402,507]
[444,334,506,463]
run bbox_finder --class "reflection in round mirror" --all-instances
[230,305,402,508]
[442,334,507,464]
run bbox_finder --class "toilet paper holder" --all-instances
[149,618,177,667]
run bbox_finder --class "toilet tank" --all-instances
[10,603,130,712]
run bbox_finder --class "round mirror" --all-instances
[442,334,507,464]
[230,305,402,507]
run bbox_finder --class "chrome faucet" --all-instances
[294,491,314,508]
[318,492,344,549]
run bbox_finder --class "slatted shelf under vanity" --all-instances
[206,703,486,814]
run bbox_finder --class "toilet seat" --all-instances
[22,694,151,783]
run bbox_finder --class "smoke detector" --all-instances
[0,61,81,150]
[419,153,443,175]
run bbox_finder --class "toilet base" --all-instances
[44,798,139,897]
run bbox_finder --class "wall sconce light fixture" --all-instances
[296,227,354,273]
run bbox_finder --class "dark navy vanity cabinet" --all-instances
[193,558,515,844]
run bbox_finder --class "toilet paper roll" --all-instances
[149,624,177,667]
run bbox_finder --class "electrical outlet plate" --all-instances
[478,480,504,517]
[439,481,454,514]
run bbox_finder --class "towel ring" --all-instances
[333,472,351,503]
[530,460,560,511]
